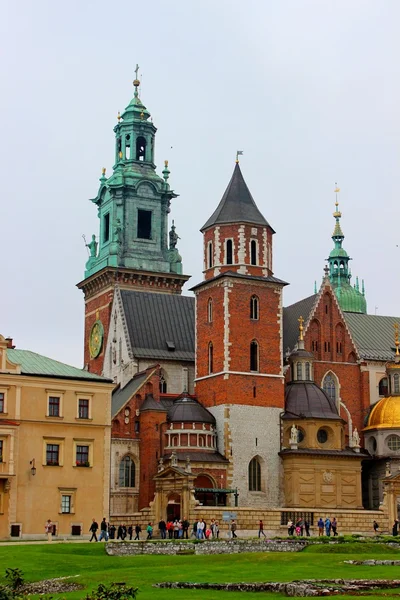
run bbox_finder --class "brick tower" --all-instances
[77,71,189,375]
[192,158,288,507]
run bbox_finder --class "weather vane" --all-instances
[236,150,243,163]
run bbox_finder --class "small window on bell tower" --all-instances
[103,213,110,243]
[137,210,152,239]
[226,239,233,265]
[250,240,257,265]
[136,136,146,161]
[125,134,130,159]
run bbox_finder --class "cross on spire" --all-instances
[298,315,304,341]
[134,64,140,80]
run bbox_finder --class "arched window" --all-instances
[296,362,302,380]
[250,240,257,265]
[159,372,167,393]
[172,436,178,446]
[208,342,214,374]
[248,457,261,491]
[125,134,131,159]
[323,373,337,402]
[226,239,233,265]
[199,436,205,447]
[250,295,259,320]
[305,362,311,380]
[207,298,213,323]
[208,241,213,268]
[119,456,135,488]
[136,136,146,161]
[250,340,259,372]
[394,373,400,394]
[379,377,388,396]
[310,319,320,356]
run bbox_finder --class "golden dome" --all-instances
[365,396,400,430]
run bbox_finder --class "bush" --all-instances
[85,583,138,600]
[4,570,23,592]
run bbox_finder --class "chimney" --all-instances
[5,337,15,349]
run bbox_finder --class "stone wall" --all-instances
[106,539,306,556]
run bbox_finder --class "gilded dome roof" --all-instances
[365,396,400,430]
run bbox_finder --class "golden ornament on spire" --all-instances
[164,160,169,167]
[394,323,400,356]
[298,315,304,341]
[102,167,106,176]
[117,111,121,122]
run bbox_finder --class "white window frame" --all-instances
[0,387,9,414]
[43,437,65,467]
[249,239,259,266]
[46,389,65,418]
[75,393,93,420]
[58,487,76,515]
[225,238,234,265]
[73,439,94,468]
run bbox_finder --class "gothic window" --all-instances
[250,240,257,265]
[226,239,233,264]
[137,209,152,239]
[250,340,259,372]
[248,457,261,491]
[305,362,311,381]
[335,323,344,359]
[394,373,400,394]
[103,213,110,243]
[208,342,213,374]
[379,377,388,396]
[296,362,302,380]
[323,373,337,402]
[136,136,146,161]
[172,436,178,446]
[207,298,213,323]
[310,319,320,358]
[159,373,167,393]
[250,295,259,320]
[208,241,213,268]
[119,456,135,488]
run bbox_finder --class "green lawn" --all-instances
[1,543,400,599]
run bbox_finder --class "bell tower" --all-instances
[77,69,189,374]
[192,157,287,507]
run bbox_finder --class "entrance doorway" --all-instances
[166,493,181,521]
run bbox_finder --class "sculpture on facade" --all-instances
[290,424,298,444]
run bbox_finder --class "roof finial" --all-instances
[394,323,400,356]
[314,280,317,294]
[298,315,304,341]
[236,150,243,164]
[133,63,140,98]
[117,111,121,122]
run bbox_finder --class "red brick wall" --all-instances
[203,224,273,280]
[303,284,370,438]
[84,288,114,374]
[195,277,284,409]
[138,408,167,510]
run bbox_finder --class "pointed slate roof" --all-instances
[201,164,273,231]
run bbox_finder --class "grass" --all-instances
[1,542,400,599]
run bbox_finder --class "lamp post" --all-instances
[30,459,36,476]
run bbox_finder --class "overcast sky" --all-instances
[1,0,399,367]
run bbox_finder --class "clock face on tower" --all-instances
[89,320,104,359]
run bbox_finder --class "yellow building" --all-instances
[0,335,114,539]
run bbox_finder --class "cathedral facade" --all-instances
[77,75,400,526]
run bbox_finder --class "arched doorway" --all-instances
[194,474,226,507]
[166,492,181,521]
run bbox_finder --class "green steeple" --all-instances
[327,188,367,314]
[84,69,183,279]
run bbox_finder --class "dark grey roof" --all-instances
[112,369,152,417]
[280,448,369,458]
[283,294,317,353]
[120,290,195,362]
[344,312,400,361]
[191,270,288,292]
[201,164,273,232]
[283,381,341,420]
[163,451,229,463]
[140,393,166,412]
[167,395,216,424]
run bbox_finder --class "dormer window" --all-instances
[136,136,146,161]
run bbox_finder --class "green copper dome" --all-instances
[334,281,367,314]
[326,190,367,314]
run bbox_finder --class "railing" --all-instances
[280,511,314,526]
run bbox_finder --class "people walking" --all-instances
[317,517,324,536]
[287,519,294,536]
[159,519,167,539]
[196,519,205,539]
[98,518,109,542]
[146,522,153,540]
[231,519,238,538]
[109,524,116,540]
[134,524,141,540]
[393,519,399,537]
[331,517,338,537]
[89,518,99,542]
[127,525,133,540]
[373,520,379,534]
[182,517,190,539]
[45,519,53,542]
[167,520,174,539]
[325,517,331,537]
[304,519,310,537]
[258,520,266,538]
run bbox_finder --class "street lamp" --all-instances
[30,459,36,476]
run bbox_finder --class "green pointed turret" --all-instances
[327,189,367,314]
[84,72,184,279]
